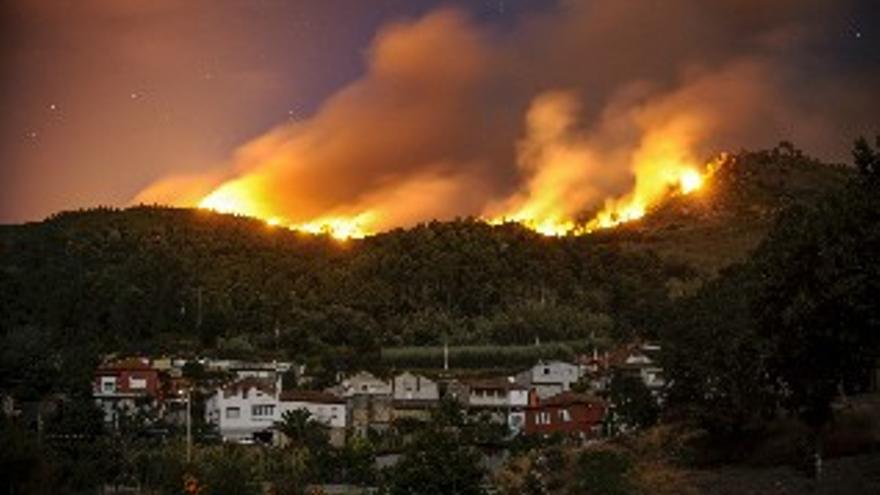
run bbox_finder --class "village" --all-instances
[83,343,665,452]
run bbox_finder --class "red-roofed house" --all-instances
[93,357,162,425]
[524,391,605,437]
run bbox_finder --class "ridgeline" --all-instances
[0,145,851,365]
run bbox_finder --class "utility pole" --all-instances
[443,334,449,371]
[184,388,192,464]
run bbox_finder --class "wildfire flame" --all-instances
[198,181,376,240]
[488,165,709,236]
[194,87,718,241]
[199,160,711,239]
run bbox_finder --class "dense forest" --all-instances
[0,145,852,370]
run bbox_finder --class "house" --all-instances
[524,391,605,438]
[279,390,347,447]
[392,371,439,402]
[609,343,666,398]
[348,394,393,436]
[93,357,162,426]
[459,377,529,433]
[577,343,667,397]
[340,371,392,397]
[515,360,582,399]
[389,372,440,422]
[204,377,279,443]
[230,365,276,380]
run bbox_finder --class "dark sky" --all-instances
[0,0,877,225]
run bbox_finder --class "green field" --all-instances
[380,340,602,370]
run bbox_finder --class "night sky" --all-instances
[1,0,877,225]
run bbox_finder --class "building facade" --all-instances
[340,371,392,397]
[516,360,582,399]
[93,357,162,425]
[524,391,605,437]
[204,378,279,442]
[460,377,529,433]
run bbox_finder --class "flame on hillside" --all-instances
[196,91,719,240]
[484,164,709,237]
[483,92,716,236]
[198,152,714,240]
[199,184,376,240]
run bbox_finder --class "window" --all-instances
[101,377,116,393]
[226,407,241,419]
[536,412,551,425]
[560,409,571,422]
[252,404,275,417]
[129,376,147,389]
[543,367,550,375]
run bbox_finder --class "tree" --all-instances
[199,445,261,495]
[337,435,378,486]
[750,137,880,473]
[661,268,776,438]
[606,371,659,432]
[853,136,880,182]
[385,427,487,495]
[274,409,330,452]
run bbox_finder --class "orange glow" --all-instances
[196,91,716,240]
[290,212,376,240]
[199,162,711,239]
[679,169,703,194]
[198,179,376,240]
[198,178,268,217]
[484,94,714,236]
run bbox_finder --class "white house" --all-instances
[340,371,392,397]
[391,372,440,402]
[461,377,529,433]
[204,378,280,442]
[516,360,582,399]
[619,344,666,395]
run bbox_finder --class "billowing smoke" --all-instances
[135,1,879,236]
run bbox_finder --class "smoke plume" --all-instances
[135,1,880,235]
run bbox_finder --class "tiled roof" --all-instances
[100,357,154,371]
[280,390,345,404]
[221,377,276,398]
[463,377,526,391]
[535,391,604,408]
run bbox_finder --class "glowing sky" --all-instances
[0,0,877,224]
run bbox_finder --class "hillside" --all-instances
[0,145,852,362]
[600,144,852,274]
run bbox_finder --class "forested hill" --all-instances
[0,144,851,362]
[599,144,851,272]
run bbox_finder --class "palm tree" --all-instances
[274,409,329,450]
